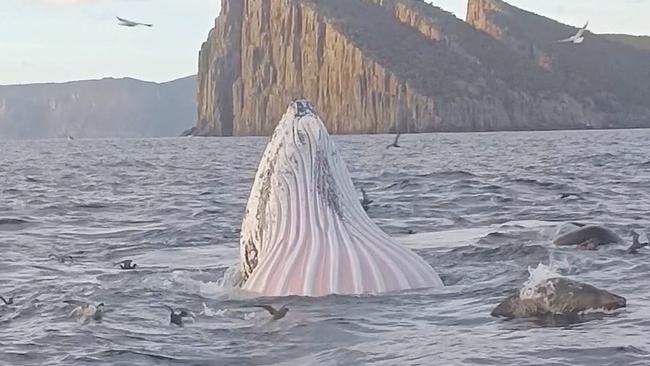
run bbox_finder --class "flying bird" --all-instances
[556,21,589,44]
[117,16,153,28]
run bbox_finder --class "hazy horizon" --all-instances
[1,0,649,85]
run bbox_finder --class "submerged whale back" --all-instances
[239,100,443,297]
[553,225,622,246]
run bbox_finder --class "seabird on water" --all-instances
[0,296,13,305]
[115,259,137,270]
[628,231,649,254]
[556,21,589,44]
[49,254,73,264]
[386,132,402,149]
[117,16,153,28]
[164,305,194,327]
[251,304,289,321]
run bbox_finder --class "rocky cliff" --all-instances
[603,34,650,53]
[467,0,650,128]
[0,76,197,139]
[196,0,650,136]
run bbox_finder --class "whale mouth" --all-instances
[238,100,443,297]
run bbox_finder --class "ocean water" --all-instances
[1,129,650,366]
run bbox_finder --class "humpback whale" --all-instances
[238,100,443,297]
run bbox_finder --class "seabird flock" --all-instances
[0,254,289,327]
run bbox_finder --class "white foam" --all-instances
[201,302,229,317]
[519,263,562,300]
[578,307,621,316]
[399,220,565,249]
[216,264,242,289]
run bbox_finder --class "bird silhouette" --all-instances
[627,231,649,254]
[252,304,289,321]
[555,21,589,44]
[164,305,193,327]
[387,132,402,149]
[115,259,137,270]
[117,16,153,27]
[0,296,13,305]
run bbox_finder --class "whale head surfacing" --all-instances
[238,100,443,297]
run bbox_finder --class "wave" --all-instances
[447,243,549,262]
[512,177,565,189]
[0,218,31,225]
[0,218,33,231]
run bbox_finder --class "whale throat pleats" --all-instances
[238,100,443,297]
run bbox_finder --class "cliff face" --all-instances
[603,34,650,53]
[197,0,650,136]
[467,0,650,128]
[0,76,197,139]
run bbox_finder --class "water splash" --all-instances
[216,264,241,289]
[201,302,228,317]
[519,263,562,300]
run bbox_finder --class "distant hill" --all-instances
[602,34,650,52]
[0,76,197,139]
[467,0,650,128]
[195,0,650,136]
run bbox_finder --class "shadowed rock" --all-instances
[553,225,622,250]
[491,278,626,319]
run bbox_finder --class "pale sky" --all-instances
[1,0,649,85]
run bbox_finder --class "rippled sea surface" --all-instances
[1,129,650,366]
